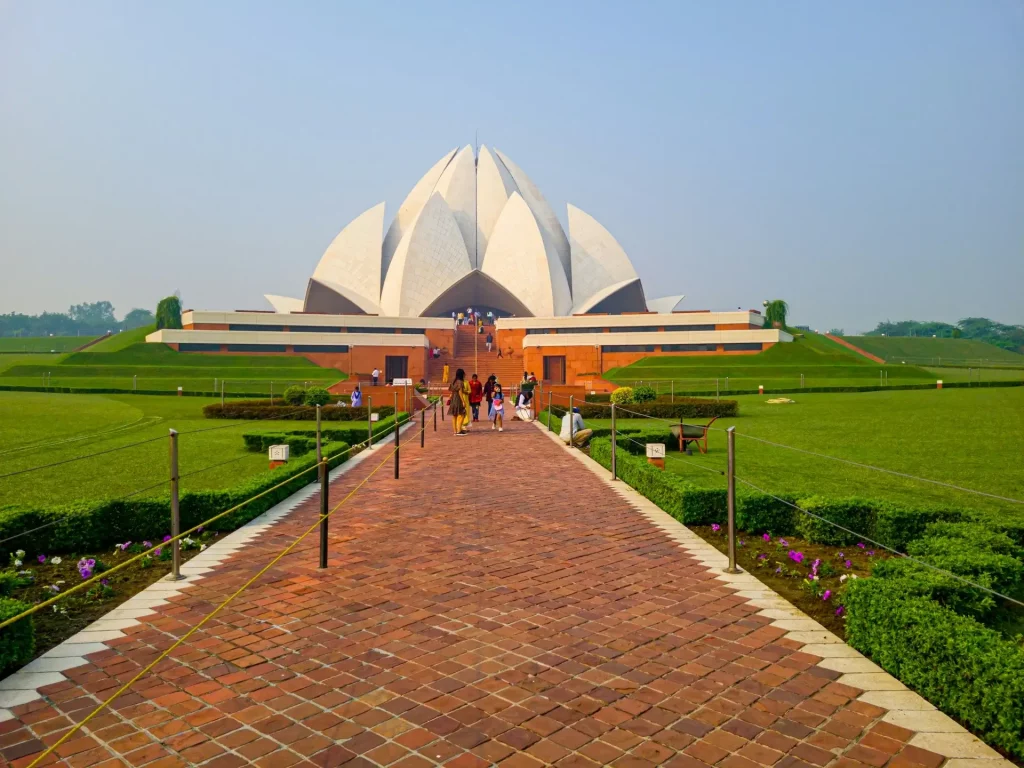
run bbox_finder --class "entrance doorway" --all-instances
[385,355,408,383]
[543,355,566,385]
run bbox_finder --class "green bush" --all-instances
[610,387,634,405]
[632,384,657,403]
[241,416,402,454]
[869,558,1002,620]
[282,385,305,405]
[0,571,19,597]
[736,493,798,535]
[551,398,738,420]
[794,496,876,546]
[845,577,1024,759]
[304,386,330,406]
[203,403,396,421]
[874,504,967,551]
[0,441,352,560]
[0,597,34,674]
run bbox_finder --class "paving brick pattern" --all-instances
[0,420,949,767]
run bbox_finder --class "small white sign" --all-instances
[646,443,666,459]
[393,377,413,386]
[269,444,290,462]
[370,413,380,422]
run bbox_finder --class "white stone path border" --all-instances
[0,422,416,724]
[534,422,1010,766]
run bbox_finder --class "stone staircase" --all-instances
[426,325,525,386]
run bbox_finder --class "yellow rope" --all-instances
[26,422,423,768]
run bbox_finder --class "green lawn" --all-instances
[923,366,1024,383]
[0,354,65,375]
[0,392,351,508]
[0,337,94,353]
[845,336,1024,367]
[545,387,1024,516]
[604,331,936,393]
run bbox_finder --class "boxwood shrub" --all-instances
[203,403,396,421]
[845,577,1024,759]
[551,398,737,420]
[0,597,34,675]
[241,416,402,454]
[794,497,877,546]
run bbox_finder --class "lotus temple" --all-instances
[147,145,791,385]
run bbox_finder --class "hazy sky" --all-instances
[1,1,1022,334]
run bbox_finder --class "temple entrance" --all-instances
[385,355,408,383]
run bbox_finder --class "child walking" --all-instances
[491,384,504,432]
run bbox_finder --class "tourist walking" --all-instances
[468,373,484,421]
[371,367,380,386]
[350,384,362,408]
[442,362,450,384]
[491,383,504,431]
[483,374,496,417]
[486,332,493,352]
[448,368,469,435]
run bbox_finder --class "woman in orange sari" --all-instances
[448,368,470,435]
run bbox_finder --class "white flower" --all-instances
[13,560,21,568]
[200,544,207,551]
[183,538,194,546]
[840,574,848,583]
[851,574,858,579]
[15,550,25,559]
[50,557,62,565]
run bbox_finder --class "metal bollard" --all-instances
[221,379,225,406]
[421,409,425,447]
[433,401,437,431]
[367,396,373,447]
[316,406,328,569]
[394,393,400,479]
[168,429,184,581]
[725,427,739,574]
[610,402,617,480]
[569,395,575,447]
[547,390,552,431]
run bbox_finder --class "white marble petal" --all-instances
[572,278,644,314]
[493,148,571,284]
[381,148,457,284]
[646,294,686,313]
[568,203,640,310]
[481,192,572,317]
[311,202,386,307]
[379,193,473,317]
[476,145,519,268]
[263,295,304,313]
[432,145,478,267]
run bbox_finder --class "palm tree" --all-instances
[763,299,789,329]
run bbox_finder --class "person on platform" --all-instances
[515,389,533,422]
[560,406,592,447]
[448,368,469,435]
[468,373,484,421]
[491,383,504,432]
[486,332,493,352]
[442,362,450,384]
[371,367,380,386]
[350,385,362,408]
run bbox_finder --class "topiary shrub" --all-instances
[304,386,330,406]
[0,597,34,674]
[610,386,634,405]
[282,385,305,405]
[795,496,877,546]
[632,384,657,403]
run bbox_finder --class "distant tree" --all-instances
[951,328,962,338]
[68,301,116,327]
[828,328,845,336]
[155,296,183,330]
[763,299,789,329]
[122,308,155,329]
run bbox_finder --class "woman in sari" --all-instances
[448,368,470,435]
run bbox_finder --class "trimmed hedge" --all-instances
[0,597,34,675]
[203,402,396,421]
[0,440,352,560]
[845,578,1024,759]
[794,497,876,546]
[242,416,402,454]
[551,398,737,420]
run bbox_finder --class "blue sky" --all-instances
[1,0,1022,333]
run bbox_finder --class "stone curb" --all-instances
[532,420,1010,765]
[0,423,415,722]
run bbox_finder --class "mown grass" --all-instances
[0,337,94,353]
[0,392,349,507]
[604,332,936,392]
[543,387,1024,517]
[845,336,1024,366]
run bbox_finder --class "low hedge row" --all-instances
[0,440,353,561]
[845,578,1024,759]
[549,397,737,420]
[589,438,1024,758]
[596,380,1024,398]
[242,415,402,453]
[203,403,396,421]
[0,597,33,675]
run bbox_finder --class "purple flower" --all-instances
[197,527,204,534]
[788,551,804,564]
[867,551,875,557]
[101,579,109,587]
[837,552,845,559]
[779,539,789,547]
[844,560,852,569]
[711,524,721,532]
[117,541,132,552]
[37,555,46,564]
[154,548,162,557]
[835,606,845,617]
[775,567,782,574]
[857,542,865,549]
[822,590,832,601]
[757,553,768,561]
[79,568,92,580]
[143,541,152,549]
[762,533,771,542]
[163,535,172,543]
[739,540,745,547]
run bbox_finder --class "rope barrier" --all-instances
[0,435,169,480]
[25,420,426,768]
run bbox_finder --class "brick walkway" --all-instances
[1,418,954,768]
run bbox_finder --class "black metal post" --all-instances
[421,409,425,447]
[394,392,400,479]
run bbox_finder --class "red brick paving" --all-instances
[0,420,946,767]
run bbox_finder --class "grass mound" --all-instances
[0,337,95,353]
[845,336,1024,366]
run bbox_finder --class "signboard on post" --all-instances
[269,444,290,468]
[393,378,413,386]
[646,443,665,470]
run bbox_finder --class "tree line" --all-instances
[0,301,155,338]
[864,317,1024,353]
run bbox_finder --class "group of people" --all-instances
[453,307,495,327]
[447,371,538,435]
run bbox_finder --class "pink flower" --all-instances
[857,542,865,549]
[844,560,852,569]
[762,533,771,542]
[835,606,845,617]
[154,548,162,557]
[822,590,832,601]
[711,524,721,532]
[779,539,789,547]
[788,551,804,564]
[37,555,46,564]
